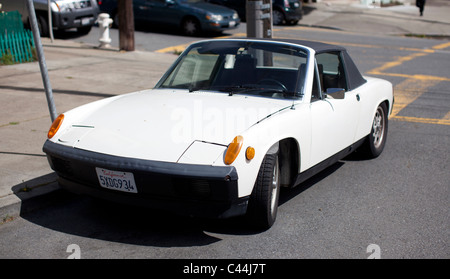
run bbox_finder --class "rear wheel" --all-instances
[361,102,388,158]
[272,9,285,25]
[247,152,280,230]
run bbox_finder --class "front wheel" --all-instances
[37,15,49,37]
[247,152,280,230]
[361,102,388,158]
[182,17,201,36]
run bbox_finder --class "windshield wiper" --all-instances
[188,84,260,95]
[188,85,210,92]
[260,88,299,98]
[191,84,300,98]
[214,84,264,96]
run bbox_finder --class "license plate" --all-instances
[81,18,90,26]
[229,21,236,27]
[95,167,137,193]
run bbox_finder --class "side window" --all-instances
[311,63,321,102]
[316,52,347,93]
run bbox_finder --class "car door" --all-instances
[134,0,151,22]
[309,51,361,166]
[134,0,168,24]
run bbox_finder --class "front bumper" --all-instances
[202,19,240,32]
[284,8,302,22]
[43,140,248,219]
[53,8,98,30]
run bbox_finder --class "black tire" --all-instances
[272,9,285,25]
[182,17,201,36]
[247,152,281,230]
[360,102,388,158]
[37,14,49,37]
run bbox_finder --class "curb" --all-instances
[0,173,60,222]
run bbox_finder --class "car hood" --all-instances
[58,89,292,163]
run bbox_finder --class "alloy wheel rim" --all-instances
[184,20,196,35]
[270,158,280,215]
[372,107,385,148]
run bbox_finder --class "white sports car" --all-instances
[43,39,393,229]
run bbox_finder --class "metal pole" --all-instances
[25,0,57,122]
[48,0,54,42]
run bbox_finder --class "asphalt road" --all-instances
[0,25,449,260]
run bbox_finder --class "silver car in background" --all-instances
[1,0,99,36]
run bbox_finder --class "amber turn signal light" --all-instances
[245,147,255,160]
[224,135,243,165]
[47,114,64,139]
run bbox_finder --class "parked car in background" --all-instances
[98,0,240,36]
[0,0,99,36]
[206,0,302,25]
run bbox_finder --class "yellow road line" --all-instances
[391,78,441,117]
[368,52,429,74]
[432,42,450,50]
[392,116,450,126]
[367,41,450,125]
[276,28,437,53]
[324,42,435,54]
[216,32,247,39]
[155,43,190,54]
[370,72,450,82]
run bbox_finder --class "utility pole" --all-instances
[47,0,54,42]
[262,0,272,38]
[118,0,135,51]
[246,0,272,38]
[26,0,57,122]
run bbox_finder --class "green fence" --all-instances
[0,11,36,65]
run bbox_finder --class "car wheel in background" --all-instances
[272,9,285,25]
[182,17,201,36]
[37,14,49,37]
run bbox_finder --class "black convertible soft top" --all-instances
[241,37,344,52]
[244,38,367,90]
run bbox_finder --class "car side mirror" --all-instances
[324,88,345,100]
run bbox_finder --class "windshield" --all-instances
[156,40,308,99]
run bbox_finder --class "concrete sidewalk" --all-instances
[0,40,177,220]
[1,0,450,222]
